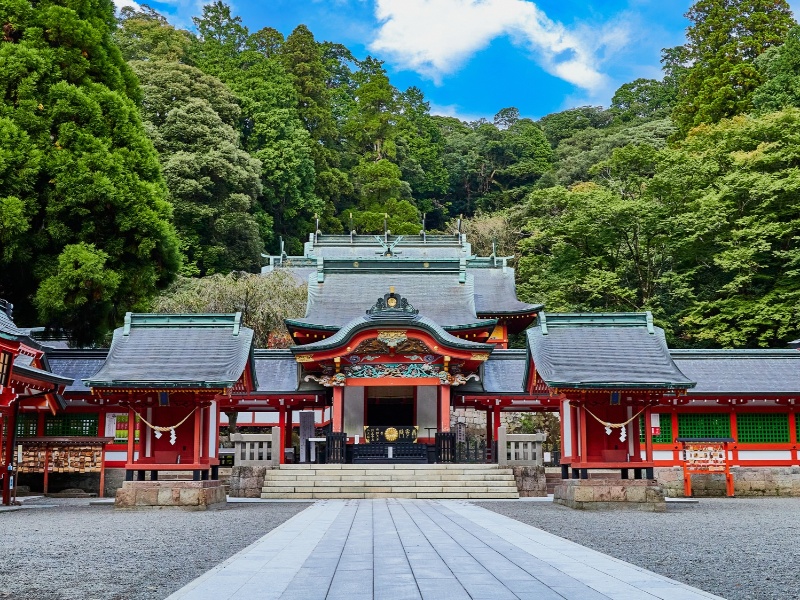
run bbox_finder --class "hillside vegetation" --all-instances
[1,0,798,348]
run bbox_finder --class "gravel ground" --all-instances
[0,498,310,600]
[478,497,800,600]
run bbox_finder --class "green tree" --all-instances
[152,270,308,348]
[192,2,322,253]
[610,78,675,122]
[279,25,349,212]
[661,110,800,346]
[132,61,264,275]
[537,106,613,147]
[0,0,180,343]
[114,4,194,63]
[753,26,800,112]
[672,0,795,135]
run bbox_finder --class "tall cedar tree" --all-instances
[0,0,180,344]
[131,60,264,275]
[279,25,349,213]
[672,0,795,135]
[192,2,322,254]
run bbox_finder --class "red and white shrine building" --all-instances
[3,234,800,501]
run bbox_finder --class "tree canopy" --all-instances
[3,0,800,350]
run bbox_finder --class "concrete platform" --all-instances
[166,499,722,600]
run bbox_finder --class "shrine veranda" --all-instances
[2,233,800,504]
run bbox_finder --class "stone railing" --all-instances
[231,431,280,467]
[497,427,545,467]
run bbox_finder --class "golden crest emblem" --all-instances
[384,427,399,442]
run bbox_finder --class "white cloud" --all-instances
[429,102,490,123]
[369,0,629,94]
[113,0,141,11]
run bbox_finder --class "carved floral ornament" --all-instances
[304,363,480,387]
[376,330,407,347]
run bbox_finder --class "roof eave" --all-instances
[545,381,696,390]
[85,381,234,390]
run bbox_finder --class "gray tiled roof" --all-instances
[47,350,108,392]
[469,267,540,314]
[482,350,528,394]
[527,312,694,390]
[303,272,481,327]
[0,310,26,338]
[11,359,73,387]
[672,350,800,394]
[85,313,254,389]
[254,350,301,393]
[292,313,495,354]
[306,234,470,259]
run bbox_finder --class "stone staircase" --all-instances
[260,464,519,499]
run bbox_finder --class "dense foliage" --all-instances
[0,0,180,344]
[1,0,799,348]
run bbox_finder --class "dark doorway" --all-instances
[366,397,414,426]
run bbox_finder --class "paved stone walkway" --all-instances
[167,500,723,600]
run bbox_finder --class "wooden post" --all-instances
[99,443,106,499]
[493,404,501,442]
[2,409,15,505]
[671,410,680,463]
[332,387,344,433]
[43,447,50,495]
[644,406,654,464]
[193,406,202,467]
[789,409,798,465]
[278,407,286,465]
[126,408,135,468]
[578,405,588,467]
[486,407,493,443]
[729,409,738,465]
[439,386,450,432]
[286,406,299,463]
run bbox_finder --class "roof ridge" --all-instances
[671,349,800,358]
[123,312,243,335]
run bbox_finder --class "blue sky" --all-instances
[117,0,800,121]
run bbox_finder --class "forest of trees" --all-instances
[1,0,799,349]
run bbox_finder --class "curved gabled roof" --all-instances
[290,311,495,355]
[527,312,694,390]
[85,313,254,389]
[469,266,541,316]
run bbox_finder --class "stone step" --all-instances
[263,473,516,482]
[263,479,517,488]
[263,474,517,483]
[259,464,520,499]
[262,485,516,494]
[259,491,520,500]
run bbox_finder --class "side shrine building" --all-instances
[2,233,800,504]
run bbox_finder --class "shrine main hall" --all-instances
[2,232,800,505]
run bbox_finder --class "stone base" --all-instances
[115,480,227,510]
[656,466,800,497]
[553,478,666,511]
[511,466,547,497]
[228,466,271,498]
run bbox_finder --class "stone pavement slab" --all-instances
[167,499,725,600]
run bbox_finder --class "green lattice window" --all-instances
[44,414,98,437]
[736,413,789,444]
[16,414,38,438]
[678,413,731,439]
[639,415,673,444]
[796,416,800,444]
